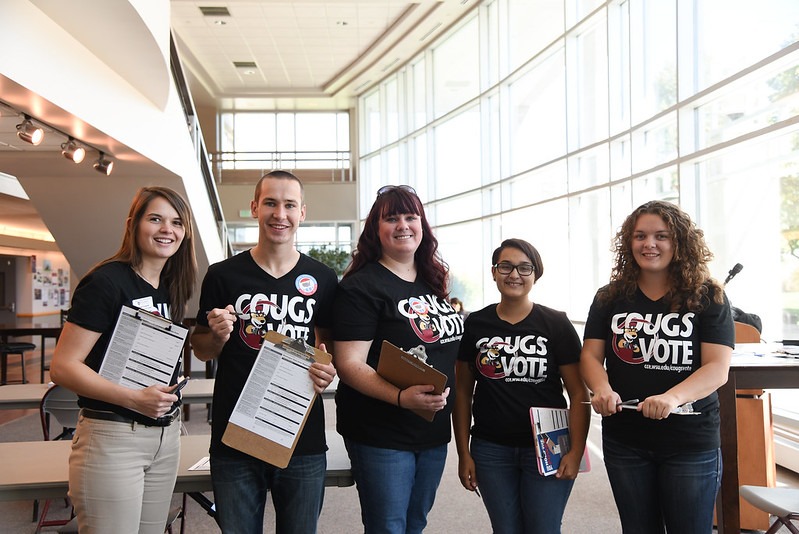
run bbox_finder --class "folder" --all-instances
[529,406,591,476]
[223,331,332,468]
[376,340,447,422]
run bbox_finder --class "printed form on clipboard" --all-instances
[529,406,591,477]
[98,305,187,390]
[223,331,332,469]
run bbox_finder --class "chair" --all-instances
[0,341,37,384]
[735,320,762,343]
[740,485,799,533]
[35,384,80,533]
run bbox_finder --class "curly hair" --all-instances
[601,200,723,312]
[344,186,449,299]
[91,186,198,322]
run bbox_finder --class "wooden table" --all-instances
[0,379,215,412]
[0,319,63,384]
[716,349,799,534]
[0,431,353,502]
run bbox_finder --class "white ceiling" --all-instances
[172,0,474,109]
[0,0,475,238]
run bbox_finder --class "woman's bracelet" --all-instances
[397,388,403,408]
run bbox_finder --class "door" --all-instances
[0,255,19,323]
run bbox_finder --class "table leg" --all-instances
[40,335,46,383]
[1,334,6,385]
[717,376,741,534]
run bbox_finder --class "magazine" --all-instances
[529,406,591,477]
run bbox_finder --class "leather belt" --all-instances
[81,407,179,427]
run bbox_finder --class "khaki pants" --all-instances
[68,413,180,534]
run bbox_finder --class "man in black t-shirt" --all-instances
[191,171,337,534]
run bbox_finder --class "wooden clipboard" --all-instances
[223,331,331,468]
[376,340,447,422]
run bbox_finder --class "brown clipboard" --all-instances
[223,331,331,468]
[376,340,447,422]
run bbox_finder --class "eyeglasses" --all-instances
[493,262,535,276]
[376,185,417,197]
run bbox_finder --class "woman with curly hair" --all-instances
[580,200,734,534]
[333,185,463,533]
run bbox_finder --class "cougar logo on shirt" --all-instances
[474,336,549,382]
[398,295,464,344]
[234,293,317,350]
[476,342,508,379]
[611,312,695,368]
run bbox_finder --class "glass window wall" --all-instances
[357,0,799,345]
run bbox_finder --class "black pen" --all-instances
[205,310,248,318]
[474,486,481,499]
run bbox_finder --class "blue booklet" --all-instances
[529,406,591,476]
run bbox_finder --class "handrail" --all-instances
[169,33,233,257]
[211,151,352,182]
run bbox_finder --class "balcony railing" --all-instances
[211,151,353,183]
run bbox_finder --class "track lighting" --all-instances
[2,100,118,173]
[16,115,44,145]
[93,152,114,175]
[61,138,86,164]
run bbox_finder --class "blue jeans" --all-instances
[344,439,447,534]
[210,452,326,534]
[602,436,722,534]
[470,437,574,534]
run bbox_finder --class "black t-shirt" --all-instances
[333,262,463,450]
[457,303,582,447]
[68,261,178,425]
[583,284,735,452]
[196,251,337,459]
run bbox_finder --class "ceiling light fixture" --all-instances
[61,138,86,164]
[16,115,44,145]
[93,152,114,175]
[2,99,116,172]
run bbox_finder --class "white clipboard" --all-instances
[98,305,187,389]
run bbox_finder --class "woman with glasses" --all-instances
[580,201,734,534]
[452,238,589,534]
[333,184,463,534]
[50,186,197,533]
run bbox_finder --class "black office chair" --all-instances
[740,485,799,534]
[35,384,79,533]
[0,341,37,384]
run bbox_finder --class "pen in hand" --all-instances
[205,310,248,318]
[581,398,640,407]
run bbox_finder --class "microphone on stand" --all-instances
[724,263,743,286]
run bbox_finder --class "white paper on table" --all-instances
[188,457,211,471]
[98,305,187,389]
[228,336,316,448]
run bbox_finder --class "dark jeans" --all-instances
[602,436,722,534]
[210,452,326,534]
[470,437,574,534]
